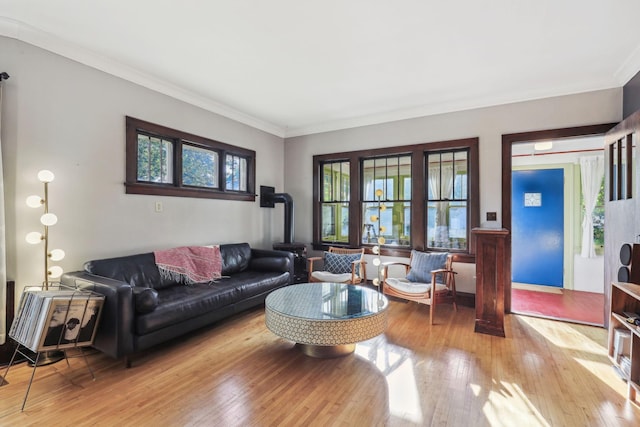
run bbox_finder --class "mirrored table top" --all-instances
[265,282,388,321]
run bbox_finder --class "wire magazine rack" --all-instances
[0,283,105,411]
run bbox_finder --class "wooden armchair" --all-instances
[381,250,457,325]
[308,247,367,285]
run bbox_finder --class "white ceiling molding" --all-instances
[0,17,287,138]
[615,43,640,86]
[285,81,618,138]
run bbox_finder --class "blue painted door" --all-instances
[512,169,564,287]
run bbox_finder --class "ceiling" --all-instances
[2,1,640,138]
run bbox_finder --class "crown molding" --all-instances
[0,17,286,138]
[284,81,619,138]
[615,42,640,86]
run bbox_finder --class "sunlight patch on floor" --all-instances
[484,381,551,427]
[356,339,423,424]
[385,358,423,424]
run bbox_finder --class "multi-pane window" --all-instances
[609,133,634,201]
[361,155,411,247]
[313,138,478,254]
[426,150,469,250]
[126,116,255,201]
[319,161,350,243]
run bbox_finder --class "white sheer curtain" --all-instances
[580,155,604,258]
[0,79,6,344]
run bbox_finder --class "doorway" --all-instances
[512,168,565,287]
[501,124,616,326]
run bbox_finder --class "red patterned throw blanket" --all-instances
[154,245,222,284]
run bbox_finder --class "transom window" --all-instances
[126,117,255,201]
[313,138,479,255]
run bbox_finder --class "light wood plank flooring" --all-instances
[0,300,639,426]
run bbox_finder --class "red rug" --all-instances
[511,288,604,326]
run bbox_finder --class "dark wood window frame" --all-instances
[125,116,256,201]
[313,137,479,259]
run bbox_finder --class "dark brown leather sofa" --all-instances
[60,243,293,366]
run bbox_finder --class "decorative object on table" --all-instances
[380,250,457,325]
[307,246,366,285]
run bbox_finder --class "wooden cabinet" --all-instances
[472,228,509,337]
[609,281,640,403]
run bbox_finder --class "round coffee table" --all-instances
[265,282,389,357]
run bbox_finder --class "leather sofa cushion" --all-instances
[220,243,251,275]
[83,252,179,290]
[135,270,288,335]
[133,287,159,314]
[249,256,290,273]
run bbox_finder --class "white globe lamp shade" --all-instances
[372,278,380,286]
[48,265,64,278]
[372,245,380,255]
[49,249,66,261]
[26,195,43,208]
[26,231,43,244]
[37,170,55,183]
[40,213,58,226]
[372,258,381,267]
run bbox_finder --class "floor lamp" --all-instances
[25,169,65,365]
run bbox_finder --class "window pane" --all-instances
[427,153,440,200]
[182,144,218,188]
[621,138,627,199]
[426,201,467,250]
[322,161,349,202]
[137,135,173,183]
[362,201,411,246]
[225,154,247,191]
[321,202,349,243]
[454,151,468,199]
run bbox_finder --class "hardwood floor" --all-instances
[1,300,639,426]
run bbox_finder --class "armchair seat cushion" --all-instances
[310,271,358,283]
[385,278,448,295]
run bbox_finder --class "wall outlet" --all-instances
[486,212,497,221]
[155,201,163,213]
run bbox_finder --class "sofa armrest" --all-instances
[250,248,294,283]
[60,271,135,360]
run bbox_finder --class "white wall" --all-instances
[0,37,287,299]
[284,89,622,292]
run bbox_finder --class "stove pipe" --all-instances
[260,186,294,244]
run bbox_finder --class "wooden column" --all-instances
[472,228,509,337]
